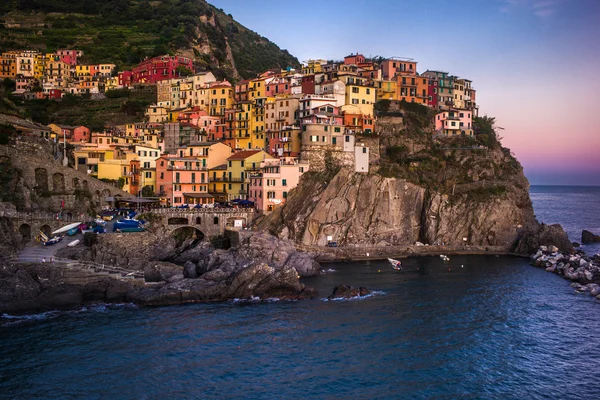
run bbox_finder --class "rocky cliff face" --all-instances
[261,128,567,254]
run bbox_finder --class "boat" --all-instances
[52,222,83,235]
[43,236,63,246]
[66,227,79,236]
[94,218,107,227]
[440,255,450,262]
[388,258,402,270]
[67,239,80,247]
[115,227,146,233]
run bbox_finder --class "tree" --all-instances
[141,185,155,197]
[474,115,504,148]
[175,65,193,77]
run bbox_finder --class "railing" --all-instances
[167,166,207,171]
[209,177,244,183]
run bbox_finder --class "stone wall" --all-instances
[1,143,134,211]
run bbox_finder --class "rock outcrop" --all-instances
[531,246,600,299]
[327,285,371,300]
[582,230,600,244]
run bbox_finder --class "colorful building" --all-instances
[248,157,310,213]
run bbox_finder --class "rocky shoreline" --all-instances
[0,231,322,315]
[531,245,600,299]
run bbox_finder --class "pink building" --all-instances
[248,157,309,213]
[156,155,211,206]
[434,109,473,136]
[56,49,83,66]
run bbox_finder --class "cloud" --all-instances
[499,0,564,17]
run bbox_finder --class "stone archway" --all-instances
[168,217,189,225]
[171,226,205,248]
[35,168,48,192]
[82,180,89,193]
[19,223,31,243]
[52,172,65,193]
[39,224,52,238]
[72,177,80,190]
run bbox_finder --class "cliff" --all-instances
[260,108,569,255]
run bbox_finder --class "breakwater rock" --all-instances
[531,246,600,299]
[582,230,600,244]
[327,285,371,300]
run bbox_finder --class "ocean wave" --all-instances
[1,303,137,326]
[321,290,386,302]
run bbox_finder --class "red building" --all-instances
[118,71,133,87]
[427,78,439,108]
[130,55,194,84]
[48,89,62,99]
[344,53,365,65]
[301,75,315,95]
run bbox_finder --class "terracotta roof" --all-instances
[227,150,262,160]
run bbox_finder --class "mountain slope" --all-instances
[0,0,299,81]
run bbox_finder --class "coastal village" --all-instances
[1,49,478,212]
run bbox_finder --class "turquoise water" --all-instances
[1,186,600,399]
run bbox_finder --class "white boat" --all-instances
[388,258,402,270]
[440,254,450,262]
[52,222,83,235]
[67,239,80,247]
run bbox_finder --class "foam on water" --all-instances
[322,290,386,301]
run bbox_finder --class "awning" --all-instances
[183,193,215,199]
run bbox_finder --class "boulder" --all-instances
[183,261,198,279]
[514,224,573,254]
[582,230,600,244]
[328,285,371,299]
[143,262,183,283]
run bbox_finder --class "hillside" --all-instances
[0,0,300,82]
[259,103,561,255]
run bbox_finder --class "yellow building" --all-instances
[250,102,266,150]
[249,77,267,101]
[208,83,234,116]
[0,51,18,79]
[233,101,252,150]
[344,84,375,116]
[74,145,120,175]
[301,59,327,75]
[376,80,397,101]
[224,150,274,200]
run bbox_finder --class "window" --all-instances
[283,192,288,199]
[160,172,164,179]
[282,179,287,186]
[228,161,232,167]
[352,87,359,93]
[145,172,152,178]
[332,137,337,145]
[214,216,219,224]
[345,136,350,142]
[241,160,245,167]
[459,113,464,118]
[352,99,359,104]
[362,148,367,154]
[334,127,341,133]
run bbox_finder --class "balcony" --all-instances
[209,176,244,183]
[167,165,207,171]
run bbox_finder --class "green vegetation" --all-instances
[0,123,17,145]
[378,107,520,201]
[0,0,300,81]
[10,88,155,129]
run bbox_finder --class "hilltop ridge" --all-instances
[0,0,300,82]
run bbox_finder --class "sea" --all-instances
[1,185,600,399]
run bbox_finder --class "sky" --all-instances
[210,0,600,185]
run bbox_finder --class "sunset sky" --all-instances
[210,0,600,185]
